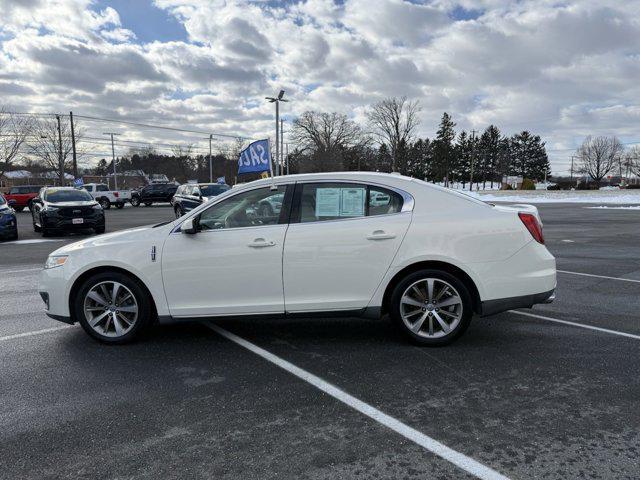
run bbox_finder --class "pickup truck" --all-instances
[82,183,132,209]
[4,185,43,211]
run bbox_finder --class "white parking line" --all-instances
[510,310,640,340]
[205,322,511,480]
[558,270,640,284]
[0,325,74,342]
[3,239,64,245]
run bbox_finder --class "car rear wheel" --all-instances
[74,272,152,344]
[144,202,152,207]
[389,269,472,346]
[99,198,111,209]
[115,202,124,209]
[14,206,24,212]
[130,196,140,207]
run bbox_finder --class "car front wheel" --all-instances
[130,196,140,207]
[389,269,473,346]
[73,272,152,344]
[99,198,111,209]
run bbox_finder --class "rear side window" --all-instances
[297,183,404,223]
[96,185,109,192]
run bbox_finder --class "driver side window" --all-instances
[198,185,288,231]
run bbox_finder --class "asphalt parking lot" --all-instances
[1,203,639,479]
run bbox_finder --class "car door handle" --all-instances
[366,230,396,240]
[247,238,276,248]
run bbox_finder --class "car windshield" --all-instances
[201,184,230,197]
[44,189,93,203]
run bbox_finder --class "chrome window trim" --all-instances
[170,178,414,233]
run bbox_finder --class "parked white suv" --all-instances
[39,172,556,346]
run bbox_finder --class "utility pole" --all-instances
[69,111,78,180]
[570,155,576,183]
[209,134,213,183]
[286,143,289,175]
[469,129,476,191]
[103,132,120,190]
[56,115,64,186]
[280,118,284,175]
[265,90,288,177]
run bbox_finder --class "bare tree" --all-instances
[624,145,640,178]
[576,136,624,187]
[0,108,33,179]
[291,111,367,172]
[366,96,421,172]
[27,115,84,176]
[171,143,196,181]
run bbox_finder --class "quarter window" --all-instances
[198,186,288,231]
[298,183,404,223]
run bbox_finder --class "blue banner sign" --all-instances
[217,176,226,184]
[74,178,84,186]
[238,139,271,175]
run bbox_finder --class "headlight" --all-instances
[92,204,102,210]
[45,255,68,269]
[43,206,59,212]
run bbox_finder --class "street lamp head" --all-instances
[278,90,285,100]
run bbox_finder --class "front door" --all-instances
[162,185,291,317]
[283,182,412,312]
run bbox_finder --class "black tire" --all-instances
[389,269,473,346]
[130,196,140,207]
[9,231,18,241]
[94,226,105,234]
[144,202,152,207]
[174,205,183,218]
[33,218,41,232]
[115,202,124,209]
[42,227,55,237]
[99,198,111,210]
[27,200,34,211]
[14,206,24,212]
[73,271,152,344]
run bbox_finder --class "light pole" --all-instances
[265,90,288,176]
[103,132,121,190]
[56,115,64,186]
[209,134,213,183]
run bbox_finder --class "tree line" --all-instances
[2,102,640,188]
[289,98,552,189]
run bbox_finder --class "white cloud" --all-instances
[1,0,639,173]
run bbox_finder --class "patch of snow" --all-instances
[467,191,640,204]
[584,205,640,210]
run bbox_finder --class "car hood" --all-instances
[52,223,173,255]
[48,201,98,207]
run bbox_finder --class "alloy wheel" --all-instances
[83,281,138,337]
[400,278,463,339]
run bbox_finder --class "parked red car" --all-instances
[5,185,43,211]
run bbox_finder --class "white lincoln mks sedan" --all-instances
[39,172,556,346]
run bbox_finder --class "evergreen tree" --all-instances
[433,112,456,186]
[477,125,507,188]
[509,131,550,181]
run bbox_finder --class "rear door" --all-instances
[282,181,412,313]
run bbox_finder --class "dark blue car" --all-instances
[172,183,231,218]
[0,194,18,241]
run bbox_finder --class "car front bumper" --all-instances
[39,265,73,322]
[42,212,104,230]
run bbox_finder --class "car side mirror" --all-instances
[181,217,198,234]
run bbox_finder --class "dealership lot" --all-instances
[1,204,639,479]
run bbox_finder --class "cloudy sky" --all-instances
[1,0,639,173]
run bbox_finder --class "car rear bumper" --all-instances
[480,288,555,316]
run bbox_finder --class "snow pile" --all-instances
[467,190,640,204]
[584,206,640,210]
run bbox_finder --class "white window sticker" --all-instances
[340,188,365,216]
[315,188,341,217]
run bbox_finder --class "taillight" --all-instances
[114,192,119,198]
[518,212,544,244]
